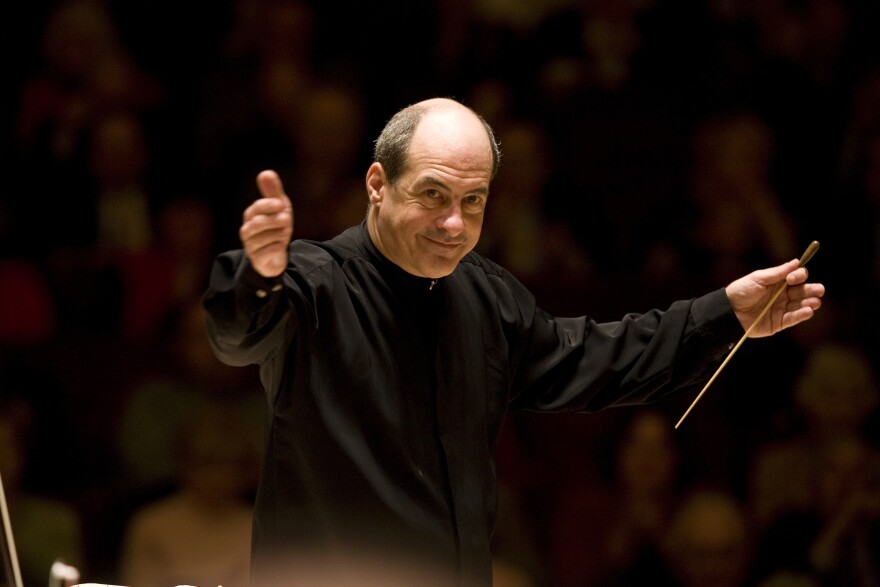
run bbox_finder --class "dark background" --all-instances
[3,1,880,585]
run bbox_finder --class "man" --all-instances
[202,98,825,586]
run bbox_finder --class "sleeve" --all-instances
[507,287,744,412]
[201,248,293,367]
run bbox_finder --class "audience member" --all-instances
[748,342,880,583]
[0,397,85,587]
[15,0,162,255]
[748,0,860,256]
[545,409,685,586]
[659,488,754,587]
[115,300,263,496]
[680,109,799,288]
[118,401,259,587]
[42,107,161,340]
[195,0,320,247]
[476,117,593,314]
[116,197,216,343]
[278,81,371,240]
[807,435,880,585]
[750,434,880,584]
[86,110,154,253]
[667,109,806,476]
[749,341,880,530]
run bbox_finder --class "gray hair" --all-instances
[373,100,501,185]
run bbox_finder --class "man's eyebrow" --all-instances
[414,176,450,191]
[414,175,489,195]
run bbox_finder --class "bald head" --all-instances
[365,98,496,278]
[373,98,500,185]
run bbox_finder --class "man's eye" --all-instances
[425,189,440,198]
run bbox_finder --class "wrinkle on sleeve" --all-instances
[508,287,742,412]
[202,249,296,367]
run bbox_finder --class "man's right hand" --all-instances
[240,169,294,277]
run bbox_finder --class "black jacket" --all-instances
[203,222,742,586]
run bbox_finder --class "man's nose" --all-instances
[438,201,464,236]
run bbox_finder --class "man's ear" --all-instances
[366,162,387,206]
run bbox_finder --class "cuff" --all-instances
[691,287,744,359]
[237,260,284,299]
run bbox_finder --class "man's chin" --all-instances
[406,248,468,279]
[418,262,457,280]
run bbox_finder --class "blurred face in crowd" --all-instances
[616,411,679,494]
[665,492,750,587]
[367,99,493,279]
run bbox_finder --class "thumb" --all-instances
[256,169,285,199]
[751,258,799,287]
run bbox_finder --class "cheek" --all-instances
[384,208,427,250]
[400,206,435,231]
[467,215,484,237]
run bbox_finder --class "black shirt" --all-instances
[203,221,742,586]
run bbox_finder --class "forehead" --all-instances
[407,108,494,176]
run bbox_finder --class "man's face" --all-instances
[367,107,493,278]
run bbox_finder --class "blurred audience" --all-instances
[117,198,217,343]
[755,570,821,587]
[489,482,543,587]
[15,0,162,257]
[118,402,259,587]
[807,436,880,584]
[659,488,754,587]
[0,258,56,347]
[115,300,263,497]
[750,434,880,585]
[0,396,85,587]
[545,409,685,586]
[5,0,880,584]
[748,342,880,584]
[86,110,154,254]
[749,342,880,530]
[477,117,593,315]
[679,109,799,287]
[194,0,320,247]
[271,80,370,240]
